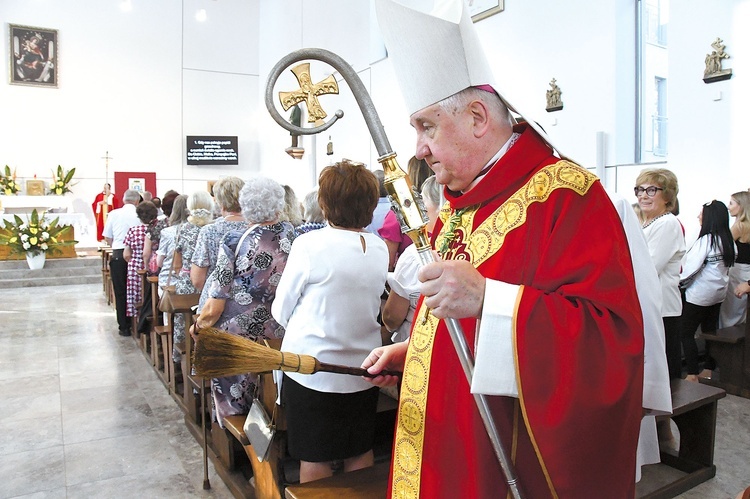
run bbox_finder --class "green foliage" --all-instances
[0,209,77,256]
[0,165,20,195]
[49,165,77,195]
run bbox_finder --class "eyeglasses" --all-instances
[634,186,664,197]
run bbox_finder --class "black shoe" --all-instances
[119,328,131,337]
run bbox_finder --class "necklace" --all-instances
[642,212,670,229]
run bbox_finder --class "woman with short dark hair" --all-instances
[123,201,159,322]
[272,160,388,483]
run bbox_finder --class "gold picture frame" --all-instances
[26,179,45,196]
[469,0,505,22]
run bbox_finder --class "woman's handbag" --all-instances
[243,397,276,462]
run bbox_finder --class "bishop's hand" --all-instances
[419,259,486,319]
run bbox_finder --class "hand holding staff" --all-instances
[193,327,401,379]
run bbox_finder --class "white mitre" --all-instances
[375,0,564,157]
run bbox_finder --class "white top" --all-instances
[386,243,422,343]
[681,235,733,306]
[642,213,685,317]
[272,226,388,393]
[102,204,139,249]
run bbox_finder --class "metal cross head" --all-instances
[278,62,339,123]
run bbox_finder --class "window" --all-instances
[636,0,669,162]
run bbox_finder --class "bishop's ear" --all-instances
[468,100,491,138]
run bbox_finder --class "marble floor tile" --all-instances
[60,381,145,415]
[7,488,67,499]
[59,366,131,392]
[0,392,61,423]
[64,431,186,486]
[66,470,199,499]
[0,358,60,382]
[0,446,66,499]
[0,416,63,454]
[61,402,162,445]
[0,373,60,398]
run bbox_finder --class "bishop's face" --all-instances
[410,102,481,192]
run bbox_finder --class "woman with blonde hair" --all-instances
[635,168,685,379]
[168,190,214,360]
[719,191,750,327]
[191,177,247,312]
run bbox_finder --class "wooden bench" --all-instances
[699,299,749,398]
[642,378,726,499]
[284,461,390,499]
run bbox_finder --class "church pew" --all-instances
[698,299,750,398]
[283,461,390,499]
[644,379,726,499]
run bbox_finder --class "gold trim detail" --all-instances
[391,161,595,497]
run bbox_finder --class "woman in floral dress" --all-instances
[123,201,158,320]
[169,190,214,361]
[192,176,295,427]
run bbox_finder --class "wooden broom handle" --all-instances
[317,361,401,378]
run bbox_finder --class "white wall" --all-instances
[0,0,260,208]
[1,0,747,237]
[668,0,748,239]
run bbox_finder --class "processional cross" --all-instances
[278,63,339,123]
[101,151,113,183]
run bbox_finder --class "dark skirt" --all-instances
[281,374,379,462]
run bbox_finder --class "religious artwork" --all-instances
[703,37,733,83]
[469,0,504,22]
[25,180,45,196]
[129,178,145,192]
[546,78,563,112]
[9,24,58,87]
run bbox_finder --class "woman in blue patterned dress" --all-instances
[193,176,295,427]
[167,190,215,361]
[191,177,248,313]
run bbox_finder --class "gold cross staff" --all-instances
[278,62,339,124]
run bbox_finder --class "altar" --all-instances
[0,195,73,214]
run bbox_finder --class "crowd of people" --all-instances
[634,170,750,383]
[90,1,748,495]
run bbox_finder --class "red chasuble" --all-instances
[92,192,120,241]
[389,124,644,498]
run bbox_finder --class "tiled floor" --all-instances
[0,284,232,499]
[0,283,748,498]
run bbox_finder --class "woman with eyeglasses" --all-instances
[679,200,736,382]
[635,168,686,380]
[719,191,750,327]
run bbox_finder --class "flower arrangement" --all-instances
[49,165,76,195]
[0,209,77,256]
[1,165,20,195]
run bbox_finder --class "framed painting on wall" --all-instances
[9,24,58,87]
[469,0,504,22]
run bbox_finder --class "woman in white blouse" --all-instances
[272,160,388,483]
[635,168,685,379]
